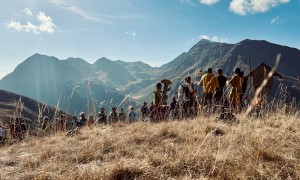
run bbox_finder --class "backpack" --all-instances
[182,83,195,99]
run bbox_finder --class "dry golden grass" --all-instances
[1,113,300,179]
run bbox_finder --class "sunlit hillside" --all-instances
[1,111,300,179]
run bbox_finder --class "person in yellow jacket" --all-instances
[199,68,219,106]
[228,68,244,110]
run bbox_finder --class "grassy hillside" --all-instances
[1,112,300,179]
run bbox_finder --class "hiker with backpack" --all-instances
[182,76,197,118]
[199,68,219,107]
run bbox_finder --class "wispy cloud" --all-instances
[199,0,220,5]
[50,0,141,23]
[6,11,56,34]
[50,0,104,21]
[199,35,229,43]
[229,0,290,15]
[180,0,196,6]
[271,16,280,24]
[22,8,33,16]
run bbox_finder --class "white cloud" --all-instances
[271,16,280,24]
[6,11,56,34]
[229,0,290,15]
[199,35,229,43]
[199,0,220,5]
[22,8,32,16]
[126,31,137,37]
[185,35,229,45]
[200,35,210,40]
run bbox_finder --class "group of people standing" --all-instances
[40,106,139,135]
[152,67,248,120]
[0,118,28,144]
[1,66,248,143]
[199,67,248,110]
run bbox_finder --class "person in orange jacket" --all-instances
[228,68,244,111]
[199,68,219,106]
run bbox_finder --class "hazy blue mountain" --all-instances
[0,54,127,114]
[92,57,137,87]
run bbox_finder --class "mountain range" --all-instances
[1,39,300,115]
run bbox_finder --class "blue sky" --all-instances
[1,0,299,78]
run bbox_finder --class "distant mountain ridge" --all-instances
[0,89,67,130]
[139,39,300,100]
[1,39,300,114]
[0,53,158,114]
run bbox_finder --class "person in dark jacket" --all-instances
[97,108,107,125]
[214,68,227,104]
[118,108,126,122]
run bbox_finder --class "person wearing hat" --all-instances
[199,68,219,106]
[229,68,244,111]
[214,68,227,104]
